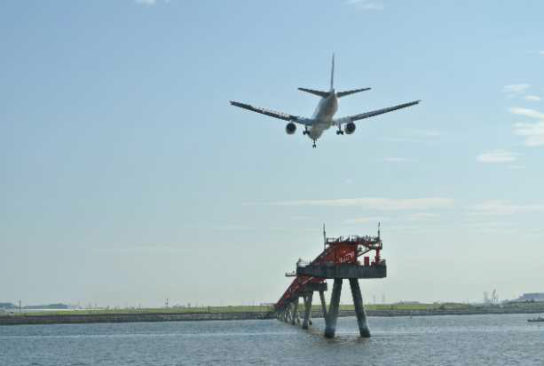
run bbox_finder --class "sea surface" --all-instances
[1,313,543,365]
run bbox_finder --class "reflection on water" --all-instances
[0,314,543,365]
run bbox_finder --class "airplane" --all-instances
[230,55,420,148]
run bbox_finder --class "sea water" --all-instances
[1,313,543,365]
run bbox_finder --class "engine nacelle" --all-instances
[285,122,296,135]
[345,122,356,134]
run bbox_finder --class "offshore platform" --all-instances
[274,225,386,338]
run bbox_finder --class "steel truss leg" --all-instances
[324,279,342,338]
[302,293,313,330]
[350,278,370,338]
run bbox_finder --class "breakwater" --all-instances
[2,303,544,326]
[0,311,274,325]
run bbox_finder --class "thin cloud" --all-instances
[469,200,544,216]
[524,95,541,102]
[502,83,530,95]
[510,107,544,146]
[510,107,544,119]
[346,0,384,10]
[514,122,544,146]
[269,197,454,211]
[405,212,439,221]
[464,220,519,234]
[476,150,519,163]
[346,212,439,225]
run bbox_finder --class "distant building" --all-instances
[514,293,544,302]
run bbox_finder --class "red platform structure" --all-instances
[274,225,386,338]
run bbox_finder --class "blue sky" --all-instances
[1,0,543,307]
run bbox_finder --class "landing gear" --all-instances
[303,128,309,135]
[312,140,317,148]
[336,127,344,135]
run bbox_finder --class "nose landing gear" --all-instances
[312,140,317,148]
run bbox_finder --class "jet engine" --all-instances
[345,122,356,134]
[285,122,296,135]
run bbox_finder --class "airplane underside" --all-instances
[304,122,330,148]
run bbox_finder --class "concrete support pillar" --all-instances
[349,278,370,338]
[287,305,293,323]
[324,279,343,338]
[297,297,304,325]
[308,294,313,326]
[291,300,298,325]
[319,290,327,320]
[302,293,313,330]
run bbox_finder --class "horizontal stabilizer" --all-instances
[337,88,371,98]
[298,88,330,98]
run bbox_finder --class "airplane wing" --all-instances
[230,101,309,125]
[333,100,420,126]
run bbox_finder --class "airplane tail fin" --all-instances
[299,55,370,98]
[337,87,372,98]
[298,54,336,97]
[330,53,335,90]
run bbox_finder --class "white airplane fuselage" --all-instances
[307,90,338,141]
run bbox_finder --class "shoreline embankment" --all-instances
[1,305,543,326]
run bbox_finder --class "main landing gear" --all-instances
[336,127,344,135]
